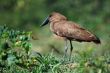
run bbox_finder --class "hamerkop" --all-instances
[41,12,101,61]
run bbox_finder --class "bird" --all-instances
[40,12,101,61]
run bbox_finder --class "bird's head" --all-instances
[40,12,67,27]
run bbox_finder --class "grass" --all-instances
[1,51,110,73]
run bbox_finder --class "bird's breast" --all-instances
[50,22,55,33]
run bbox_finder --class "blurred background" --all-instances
[0,0,110,57]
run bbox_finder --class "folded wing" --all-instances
[53,21,100,44]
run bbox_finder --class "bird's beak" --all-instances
[40,16,49,27]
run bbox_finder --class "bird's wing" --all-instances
[55,21,96,42]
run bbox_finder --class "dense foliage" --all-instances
[0,25,32,72]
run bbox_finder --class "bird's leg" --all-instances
[69,40,73,61]
[63,39,68,62]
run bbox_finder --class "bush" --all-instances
[0,25,32,72]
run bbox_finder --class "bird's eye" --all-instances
[49,14,53,17]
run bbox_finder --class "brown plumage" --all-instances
[41,12,101,61]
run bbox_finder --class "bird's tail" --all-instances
[93,35,101,44]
